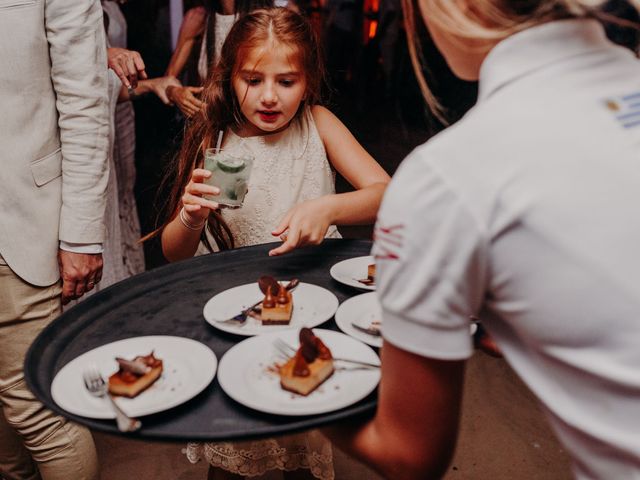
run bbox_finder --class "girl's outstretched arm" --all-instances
[269,106,390,256]
[161,169,220,262]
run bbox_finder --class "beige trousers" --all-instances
[0,255,99,480]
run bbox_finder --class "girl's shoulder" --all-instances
[309,105,340,130]
[309,105,334,123]
[309,105,346,141]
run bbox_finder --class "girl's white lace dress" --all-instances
[188,107,338,479]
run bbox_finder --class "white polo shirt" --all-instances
[373,19,640,480]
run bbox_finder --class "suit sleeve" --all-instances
[45,0,110,243]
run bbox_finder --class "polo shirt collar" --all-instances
[478,19,611,102]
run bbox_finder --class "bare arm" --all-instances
[269,106,390,255]
[327,341,465,479]
[161,169,220,262]
[118,76,182,104]
[165,7,206,78]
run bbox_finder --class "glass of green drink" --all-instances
[204,148,254,208]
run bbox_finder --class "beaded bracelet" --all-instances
[179,207,206,231]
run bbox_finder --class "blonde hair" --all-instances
[404,0,640,121]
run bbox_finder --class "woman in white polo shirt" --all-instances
[328,1,640,479]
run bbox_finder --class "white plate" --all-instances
[217,329,380,416]
[51,336,217,419]
[335,292,383,348]
[330,256,376,291]
[203,282,339,336]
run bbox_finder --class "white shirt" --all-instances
[374,19,640,480]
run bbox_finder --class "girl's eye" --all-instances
[279,79,294,87]
[247,77,261,85]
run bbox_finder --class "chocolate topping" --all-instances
[299,328,319,363]
[276,283,289,305]
[263,285,276,308]
[316,338,333,360]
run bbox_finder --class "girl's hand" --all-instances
[167,85,205,117]
[269,198,334,256]
[181,168,220,224]
[150,76,182,105]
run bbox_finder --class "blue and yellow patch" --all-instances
[604,91,640,129]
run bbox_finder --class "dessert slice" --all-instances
[108,351,163,398]
[367,264,376,283]
[280,328,335,396]
[358,264,376,286]
[261,283,293,325]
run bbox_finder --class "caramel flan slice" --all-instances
[280,328,334,396]
[108,351,163,398]
[261,283,293,325]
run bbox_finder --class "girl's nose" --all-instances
[261,83,277,105]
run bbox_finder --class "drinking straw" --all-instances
[215,130,224,154]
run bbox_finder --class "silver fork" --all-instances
[273,338,380,369]
[82,366,141,432]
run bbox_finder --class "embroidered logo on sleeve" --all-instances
[604,91,640,129]
[372,224,404,261]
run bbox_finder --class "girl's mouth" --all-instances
[259,111,279,123]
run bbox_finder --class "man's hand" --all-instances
[58,250,103,305]
[107,47,147,89]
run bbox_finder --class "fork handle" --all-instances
[334,357,380,369]
[242,298,263,314]
[107,394,142,432]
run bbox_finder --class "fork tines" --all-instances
[273,338,296,359]
[82,365,106,389]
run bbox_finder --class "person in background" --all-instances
[327,1,640,479]
[156,8,389,478]
[0,0,110,478]
[163,0,285,118]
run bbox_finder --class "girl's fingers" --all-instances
[188,183,219,197]
[182,203,201,212]
[190,169,212,183]
[271,211,293,236]
[269,226,301,257]
[182,193,219,211]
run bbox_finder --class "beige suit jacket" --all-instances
[0,0,110,286]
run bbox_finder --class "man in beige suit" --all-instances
[0,0,109,478]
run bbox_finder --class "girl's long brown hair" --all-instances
[150,8,326,252]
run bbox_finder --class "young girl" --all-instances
[158,7,390,479]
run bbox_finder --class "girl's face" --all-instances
[232,43,307,137]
